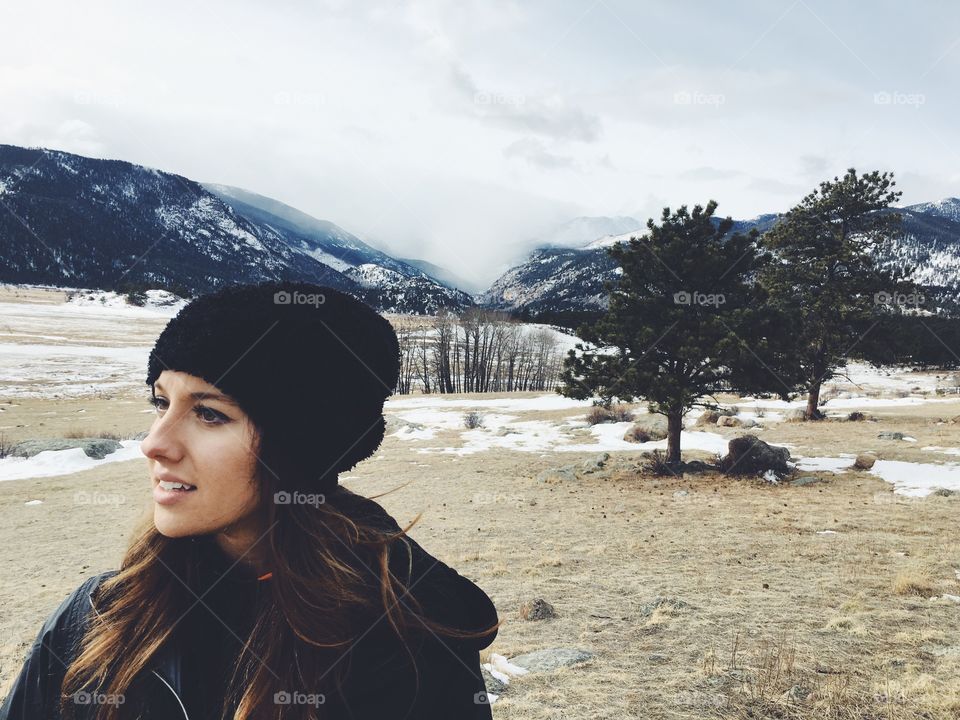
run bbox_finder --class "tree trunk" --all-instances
[666,411,683,466]
[805,381,823,420]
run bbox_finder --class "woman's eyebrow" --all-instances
[154,383,239,406]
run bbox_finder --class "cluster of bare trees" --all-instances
[392,308,567,395]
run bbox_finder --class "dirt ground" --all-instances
[1,287,959,718]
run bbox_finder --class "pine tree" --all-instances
[758,168,913,419]
[558,201,785,466]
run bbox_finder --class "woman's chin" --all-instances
[153,511,201,538]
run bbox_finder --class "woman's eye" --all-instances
[147,397,227,425]
[195,406,228,424]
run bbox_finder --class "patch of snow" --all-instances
[922,446,960,456]
[0,440,143,482]
[793,455,856,474]
[869,460,960,497]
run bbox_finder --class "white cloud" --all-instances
[0,1,958,287]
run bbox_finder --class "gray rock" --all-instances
[580,452,610,474]
[647,653,669,664]
[695,410,723,426]
[931,487,957,497]
[878,431,906,440]
[920,644,960,658]
[10,438,122,460]
[535,466,579,483]
[719,435,791,477]
[508,647,594,673]
[623,416,669,443]
[519,598,556,621]
[480,666,508,694]
[853,453,877,470]
[717,415,753,428]
[638,596,694,617]
[784,685,812,702]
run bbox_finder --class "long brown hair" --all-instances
[60,422,502,719]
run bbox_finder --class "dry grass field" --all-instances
[1,286,959,719]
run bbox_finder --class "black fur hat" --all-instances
[146,281,400,494]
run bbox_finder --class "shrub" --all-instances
[586,404,635,425]
[463,410,484,429]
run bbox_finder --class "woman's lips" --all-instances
[152,476,198,506]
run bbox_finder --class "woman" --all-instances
[1,281,502,720]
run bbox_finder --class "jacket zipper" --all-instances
[89,587,191,720]
[149,669,191,720]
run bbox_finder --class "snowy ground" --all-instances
[1,284,958,496]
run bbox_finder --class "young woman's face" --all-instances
[140,370,262,550]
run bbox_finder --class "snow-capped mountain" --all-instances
[0,145,472,314]
[534,215,645,249]
[203,183,473,313]
[481,206,959,316]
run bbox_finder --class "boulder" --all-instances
[695,410,723,426]
[535,466,579,484]
[853,453,877,470]
[519,598,556,621]
[878,431,906,440]
[10,437,122,460]
[580,453,610,474]
[624,416,669,442]
[508,647,594,673]
[638,596,694,617]
[719,435,791,477]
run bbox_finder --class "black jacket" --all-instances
[0,492,499,719]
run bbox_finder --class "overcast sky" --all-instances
[2,1,958,287]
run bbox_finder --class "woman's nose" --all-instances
[140,411,186,462]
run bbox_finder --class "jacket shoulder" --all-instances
[0,570,119,720]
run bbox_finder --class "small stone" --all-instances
[853,453,877,470]
[519,598,557,621]
[508,647,594,672]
